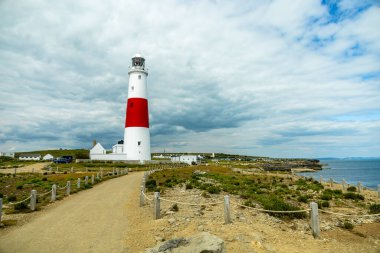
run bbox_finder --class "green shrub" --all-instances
[145,179,157,191]
[347,186,357,192]
[7,195,16,202]
[297,195,309,203]
[16,184,23,190]
[343,192,364,200]
[369,204,380,214]
[256,194,306,219]
[170,204,179,212]
[14,201,28,210]
[185,183,193,190]
[42,177,47,181]
[343,221,354,230]
[321,200,330,208]
[321,194,332,200]
[207,185,221,194]
[43,172,48,175]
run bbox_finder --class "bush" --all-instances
[207,185,221,194]
[347,186,357,192]
[321,194,332,200]
[42,177,47,181]
[297,195,309,203]
[343,192,364,200]
[170,204,179,212]
[16,184,23,190]
[185,183,193,190]
[7,195,17,202]
[145,179,157,191]
[343,221,354,230]
[256,194,306,219]
[369,204,380,214]
[43,172,48,175]
[318,200,330,208]
[14,201,28,210]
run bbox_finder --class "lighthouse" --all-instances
[123,54,151,161]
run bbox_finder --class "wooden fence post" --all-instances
[85,176,88,185]
[310,202,320,238]
[51,184,56,202]
[67,181,71,196]
[30,190,37,211]
[100,171,103,178]
[14,167,17,175]
[77,178,81,188]
[140,186,145,207]
[329,178,333,187]
[224,195,231,224]
[113,168,115,176]
[0,198,2,225]
[154,192,160,220]
[357,182,362,193]
[56,166,59,173]
[342,179,347,192]
[96,172,99,179]
[91,174,95,184]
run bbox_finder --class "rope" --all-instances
[319,209,380,217]
[231,201,311,213]
[159,197,224,206]
[7,195,32,205]
[142,191,153,201]
[37,189,53,196]
[56,185,67,190]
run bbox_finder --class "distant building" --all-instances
[0,152,15,158]
[42,154,54,161]
[90,142,127,161]
[171,155,201,165]
[19,154,41,161]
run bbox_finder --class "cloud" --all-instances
[0,0,379,157]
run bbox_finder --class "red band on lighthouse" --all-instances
[125,98,149,128]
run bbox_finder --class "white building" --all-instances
[42,154,54,161]
[0,152,15,158]
[90,142,127,161]
[171,155,201,165]
[19,154,41,161]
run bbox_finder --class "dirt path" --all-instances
[0,171,143,253]
[0,162,49,174]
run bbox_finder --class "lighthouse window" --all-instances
[131,86,134,91]
[138,141,141,146]
[138,75,141,79]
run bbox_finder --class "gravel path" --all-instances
[0,171,143,253]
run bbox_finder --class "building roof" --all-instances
[19,153,41,158]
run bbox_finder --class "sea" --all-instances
[296,158,380,190]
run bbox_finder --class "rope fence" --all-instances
[140,168,380,240]
[0,167,132,225]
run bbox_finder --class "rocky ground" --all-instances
[135,185,380,253]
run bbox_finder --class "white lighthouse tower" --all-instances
[123,54,151,161]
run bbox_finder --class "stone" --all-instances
[168,218,176,225]
[144,232,226,253]
[198,225,204,231]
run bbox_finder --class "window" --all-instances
[138,141,141,146]
[131,86,134,91]
[138,75,141,79]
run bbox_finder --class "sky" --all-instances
[0,0,380,158]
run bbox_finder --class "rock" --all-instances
[144,232,226,253]
[168,218,176,225]
[289,223,298,230]
[198,225,204,231]
[155,236,164,242]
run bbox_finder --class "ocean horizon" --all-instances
[296,158,380,190]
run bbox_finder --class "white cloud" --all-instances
[0,0,379,157]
